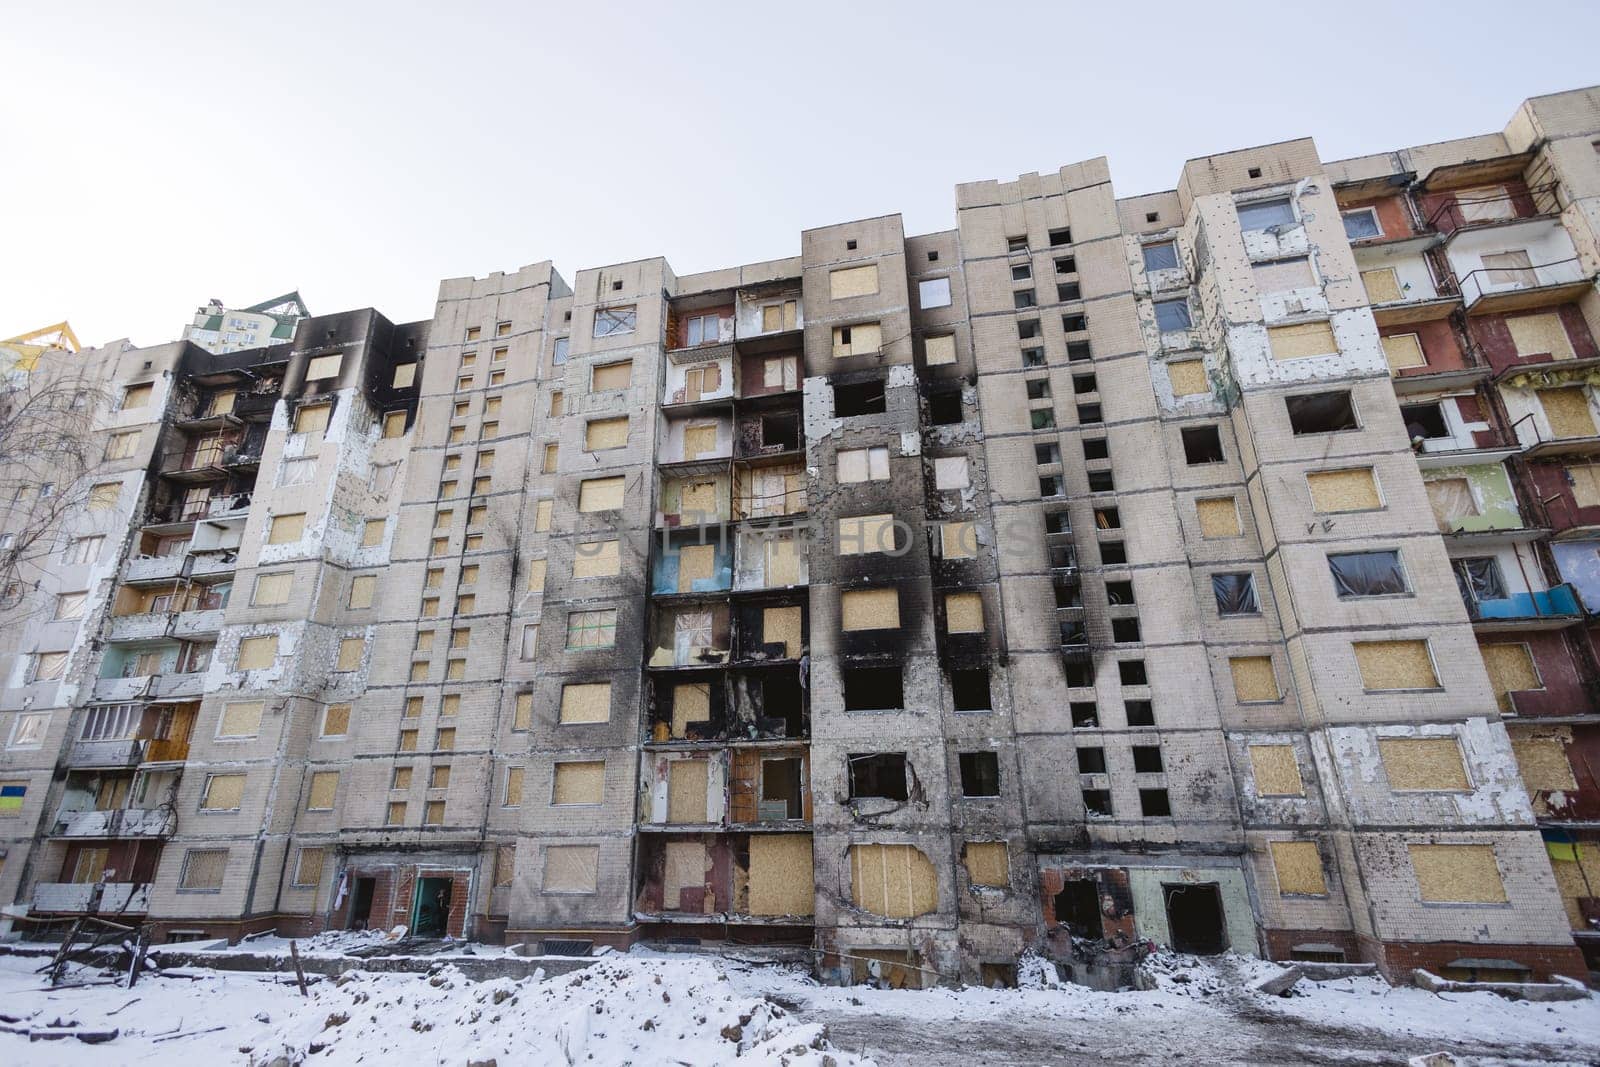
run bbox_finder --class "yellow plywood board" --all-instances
[238,635,278,669]
[963,841,1009,887]
[1196,496,1241,538]
[1253,257,1315,292]
[1567,464,1600,508]
[682,423,718,458]
[553,761,604,805]
[663,840,705,911]
[829,264,880,299]
[202,774,245,810]
[748,835,815,916]
[525,558,548,592]
[1381,333,1427,370]
[679,479,719,518]
[579,476,626,512]
[1541,387,1596,439]
[267,513,306,544]
[348,574,375,609]
[1379,737,1468,791]
[1508,311,1576,361]
[218,701,264,737]
[1270,841,1328,896]
[946,592,984,633]
[1549,849,1600,930]
[253,572,291,605]
[763,606,803,659]
[667,759,709,823]
[1360,267,1403,304]
[307,771,338,809]
[1230,656,1279,703]
[336,637,363,671]
[1409,844,1506,903]
[1307,468,1380,513]
[585,416,629,451]
[678,543,715,592]
[573,539,620,578]
[544,845,598,892]
[839,514,893,555]
[1355,640,1438,691]
[925,333,957,366]
[592,361,632,390]
[841,588,899,631]
[1249,744,1304,796]
[1511,736,1577,791]
[765,537,800,586]
[1481,642,1540,712]
[322,704,350,736]
[671,683,711,739]
[1268,321,1338,361]
[942,521,977,559]
[849,843,937,918]
[1168,359,1209,397]
[559,683,611,724]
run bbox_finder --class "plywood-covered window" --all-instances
[502,766,524,808]
[306,771,339,810]
[924,333,957,366]
[1307,468,1380,513]
[946,592,984,633]
[760,300,799,333]
[237,635,278,669]
[670,683,710,739]
[962,841,1009,887]
[747,835,814,916]
[1511,736,1577,792]
[1248,744,1303,796]
[217,700,264,739]
[321,703,351,737]
[566,609,617,649]
[294,404,331,434]
[179,848,227,890]
[1508,312,1575,361]
[1409,844,1506,903]
[1360,268,1403,304]
[267,513,306,544]
[534,498,553,531]
[849,843,937,918]
[667,759,709,823]
[591,360,632,391]
[543,845,599,894]
[348,574,376,609]
[552,760,604,805]
[1229,656,1279,703]
[941,521,977,559]
[1379,737,1468,791]
[200,773,246,810]
[830,264,879,299]
[572,539,620,578]
[524,558,547,594]
[838,514,894,556]
[121,382,154,410]
[1381,333,1427,371]
[292,847,325,887]
[559,682,611,724]
[1196,496,1241,538]
[1481,642,1541,713]
[762,606,803,659]
[1269,841,1328,896]
[1268,321,1337,361]
[335,637,364,671]
[361,518,386,547]
[1540,387,1596,440]
[831,322,883,358]
[578,476,625,512]
[837,446,891,483]
[1252,256,1315,293]
[585,416,629,451]
[513,692,533,731]
[86,482,121,510]
[841,588,900,631]
[1167,359,1208,397]
[305,353,342,381]
[252,572,292,606]
[1354,640,1439,691]
[105,430,139,460]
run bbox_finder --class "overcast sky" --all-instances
[4,1,1597,348]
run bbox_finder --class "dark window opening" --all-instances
[1082,789,1112,816]
[980,962,1018,989]
[1035,443,1061,465]
[1056,256,1077,275]
[1007,236,1028,253]
[846,239,858,250]
[1112,618,1141,643]
[1022,347,1046,368]
[1133,745,1164,773]
[1125,700,1155,726]
[1145,211,1159,223]
[761,413,800,451]
[1054,582,1082,608]
[1247,166,1262,179]
[1105,580,1134,605]
[1182,425,1224,464]
[1400,402,1448,441]
[1067,341,1092,362]
[1083,438,1109,461]
[1287,391,1358,435]
[1031,409,1057,430]
[1140,788,1172,816]
[1164,883,1227,954]
[1045,510,1072,534]
[1328,549,1408,598]
[928,250,939,262]
[959,751,1001,797]
[927,391,963,425]
[1101,541,1127,565]
[843,666,903,711]
[1026,378,1051,400]
[1057,283,1081,302]
[761,758,804,819]
[1018,320,1041,340]
[1077,747,1107,773]
[1014,290,1038,309]
[848,752,907,800]
[1073,374,1097,395]
[1039,475,1064,497]
[1070,702,1099,728]
[1077,403,1102,425]
[1094,506,1121,530]
[951,669,992,712]
[1049,228,1072,247]
[1119,660,1148,686]
[1062,314,1087,333]
[1011,264,1032,281]
[759,676,804,737]
[1055,879,1103,938]
[834,380,886,418]
[1064,660,1095,687]
[1212,572,1260,615]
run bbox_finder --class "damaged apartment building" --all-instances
[2,85,1600,987]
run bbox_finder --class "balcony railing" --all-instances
[1427,184,1560,234]
[1463,583,1583,624]
[1459,258,1590,313]
[32,882,150,915]
[52,806,175,839]
[67,737,146,768]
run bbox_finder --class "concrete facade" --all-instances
[4,86,1600,984]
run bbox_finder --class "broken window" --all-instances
[1100,540,1126,565]
[1021,347,1045,368]
[1182,425,1224,464]
[1036,442,1061,465]
[1140,789,1172,816]
[1132,745,1164,773]
[843,666,903,710]
[1055,256,1076,275]
[1033,409,1059,429]
[1026,378,1051,401]
[1111,617,1141,643]
[1049,228,1071,247]
[1328,550,1408,598]
[759,758,804,819]
[1154,299,1192,332]
[1006,235,1028,252]
[1142,241,1179,272]
[1070,702,1098,728]
[1212,573,1260,615]
[848,753,908,801]
[1119,660,1148,686]
[1062,313,1087,332]
[1066,340,1091,362]
[1453,556,1508,605]
[1094,506,1120,530]
[927,391,963,425]
[950,669,991,711]
[1077,747,1107,773]
[1125,700,1155,726]
[1237,197,1295,230]
[1399,402,1449,441]
[1342,208,1382,241]
[592,305,636,338]
[959,751,1001,797]
[1017,320,1040,340]
[1055,879,1102,938]
[1014,289,1037,309]
[1082,438,1109,463]
[1011,263,1031,281]
[1063,660,1094,687]
[1104,580,1134,605]
[1287,391,1358,434]
[834,379,886,417]
[1058,282,1081,301]
[1082,789,1112,816]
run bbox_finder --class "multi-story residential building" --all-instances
[183,293,309,354]
[2,86,1598,986]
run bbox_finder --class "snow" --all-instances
[2,947,1598,1066]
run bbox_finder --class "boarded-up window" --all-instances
[322,703,351,737]
[747,835,815,916]
[361,518,386,547]
[762,607,803,659]
[934,456,969,489]
[348,574,376,609]
[677,543,716,591]
[1230,656,1279,703]
[218,701,263,738]
[504,766,524,807]
[849,844,937,918]
[1457,186,1515,223]
[679,480,719,519]
[201,773,245,810]
[838,514,894,556]
[1268,321,1337,361]
[105,431,139,460]
[1409,844,1506,903]
[838,446,891,483]
[543,845,598,894]
[963,841,1009,887]
[941,521,977,560]
[523,558,547,594]
[841,588,899,631]
[760,301,799,333]
[267,513,306,544]
[1196,497,1241,538]
[252,572,291,605]
[179,849,227,890]
[671,683,710,738]
[294,404,331,434]
[336,637,364,671]
[85,482,121,510]
[1307,468,1380,513]
[1252,256,1315,293]
[682,422,718,458]
[1512,736,1576,792]
[586,416,629,451]
[565,609,616,649]
[1168,359,1208,397]
[1424,477,1478,530]
[1567,464,1600,508]
[1508,312,1575,361]
[493,843,516,886]
[1381,333,1427,371]
[663,841,704,910]
[1379,737,1468,791]
[552,761,604,805]
[667,759,709,823]
[237,635,278,669]
[121,382,154,410]
[946,592,984,633]
[1481,643,1541,712]
[534,498,552,531]
[1360,267,1403,304]
[925,333,957,366]
[1249,744,1303,796]
[305,353,342,380]
[592,361,632,391]
[513,692,534,731]
[1269,841,1328,896]
[1355,640,1439,691]
[578,476,625,512]
[832,322,883,357]
[1541,387,1596,439]
[573,539,620,578]
[293,847,325,887]
[830,264,879,299]
[559,683,610,724]
[306,771,339,810]
[391,362,417,388]
[765,537,800,586]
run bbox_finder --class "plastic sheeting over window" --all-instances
[1328,550,1408,598]
[1425,477,1478,531]
[1453,556,1507,605]
[1212,573,1259,615]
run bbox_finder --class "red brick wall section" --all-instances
[1262,928,1362,963]
[1360,937,1588,983]
[1481,630,1592,718]
[1342,194,1415,241]
[1469,304,1599,373]
[1383,318,1467,376]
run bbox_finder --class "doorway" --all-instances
[1163,882,1227,955]
[1054,879,1103,939]
[412,876,453,937]
[346,877,375,930]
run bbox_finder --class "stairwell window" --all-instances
[592,306,636,338]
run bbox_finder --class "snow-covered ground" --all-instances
[2,945,1598,1066]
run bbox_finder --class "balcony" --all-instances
[107,613,169,642]
[67,737,146,768]
[53,807,174,839]
[1428,182,1556,237]
[32,881,150,915]
[123,553,187,583]
[151,672,206,700]
[170,608,224,640]
[159,446,235,485]
[207,491,253,519]
[1460,258,1592,315]
[189,550,239,579]
[90,676,152,703]
[1466,584,1583,632]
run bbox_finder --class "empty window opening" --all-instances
[1400,402,1449,441]
[1056,256,1077,275]
[1133,745,1164,773]
[1104,580,1134,605]
[759,676,805,737]
[761,414,800,451]
[835,379,887,417]
[1119,660,1148,686]
[1083,438,1109,461]
[1077,403,1102,424]
[846,239,858,250]
[1039,475,1064,497]
[1100,540,1127,565]
[1011,263,1032,281]
[849,753,908,801]
[1032,409,1057,429]
[760,758,804,819]
[959,752,1001,797]
[1018,320,1040,340]
[1026,378,1051,400]
[1045,510,1072,534]
[1145,211,1159,223]
[1049,228,1072,247]
[1164,883,1228,954]
[1067,341,1092,362]
[1036,443,1061,465]
[1007,236,1028,252]
[1082,789,1112,816]
[1073,374,1096,395]
[1125,700,1155,726]
[1182,426,1225,464]
[1070,702,1099,728]
[951,669,992,711]
[1014,290,1037,309]
[1112,617,1142,643]
[843,666,903,710]
[1094,506,1120,530]
[1247,167,1263,179]
[928,250,939,262]
[1140,788,1172,816]
[1212,573,1260,615]
[1287,391,1358,434]
[1055,879,1103,938]
[1058,283,1081,301]
[1022,347,1046,368]
[1063,314,1087,332]
[1064,660,1095,687]
[928,391,963,425]
[1077,747,1107,773]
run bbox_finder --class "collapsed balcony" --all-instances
[52,767,180,839]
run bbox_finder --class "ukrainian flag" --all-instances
[0,784,24,813]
